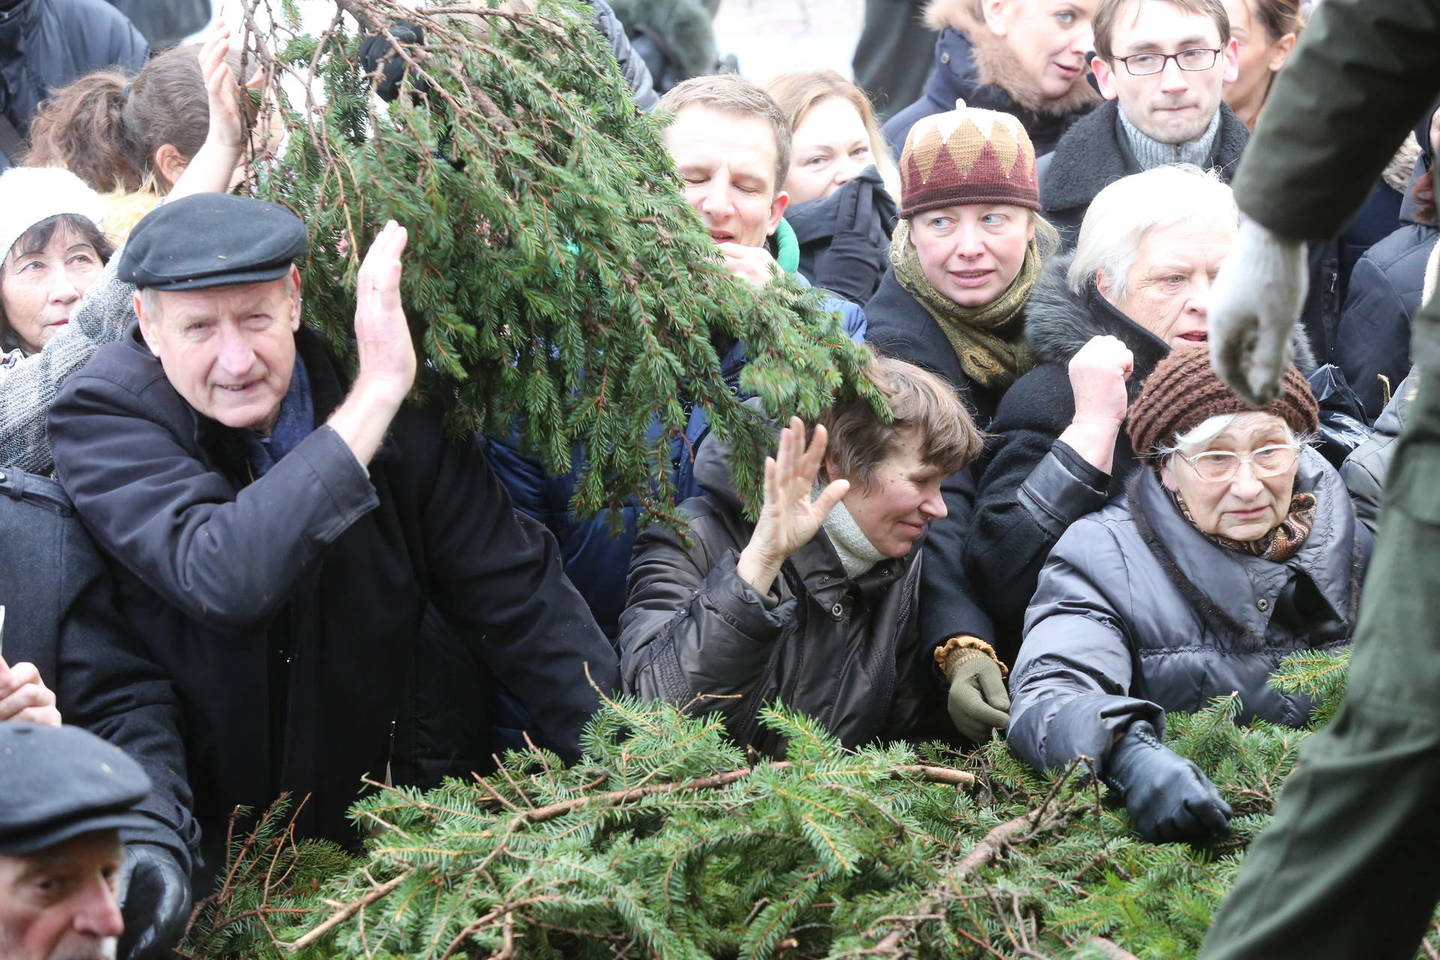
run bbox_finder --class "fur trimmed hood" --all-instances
[1024,252,1317,389]
[923,0,1099,116]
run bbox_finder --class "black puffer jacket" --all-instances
[1342,367,1418,536]
[618,429,950,756]
[0,0,147,152]
[786,165,897,305]
[963,255,1316,659]
[1336,196,1437,420]
[1008,450,1369,775]
[865,266,1011,650]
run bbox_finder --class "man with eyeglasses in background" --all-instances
[1037,0,1243,241]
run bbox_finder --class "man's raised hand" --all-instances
[353,220,415,402]
[326,220,414,467]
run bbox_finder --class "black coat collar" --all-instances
[1022,254,1170,398]
[1041,100,1250,214]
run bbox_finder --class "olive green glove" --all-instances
[944,647,1011,744]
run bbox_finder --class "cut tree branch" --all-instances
[280,871,410,952]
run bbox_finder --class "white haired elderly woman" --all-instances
[962,164,1316,658]
[1007,348,1368,844]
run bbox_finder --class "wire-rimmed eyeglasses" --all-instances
[1113,48,1222,76]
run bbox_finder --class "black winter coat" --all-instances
[1008,451,1368,775]
[49,327,617,887]
[882,27,1091,159]
[0,468,197,874]
[1037,99,1250,244]
[785,165,897,305]
[1336,197,1437,420]
[618,430,950,756]
[0,0,146,149]
[1342,368,1418,536]
[865,267,1003,648]
[963,255,1317,660]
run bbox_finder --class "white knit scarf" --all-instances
[821,498,887,579]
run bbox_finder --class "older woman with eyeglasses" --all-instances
[1006,347,1370,845]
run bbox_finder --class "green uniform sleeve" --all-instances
[1234,0,1440,240]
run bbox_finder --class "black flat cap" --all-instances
[119,192,308,291]
[0,724,153,856]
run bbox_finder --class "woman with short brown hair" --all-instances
[620,353,984,754]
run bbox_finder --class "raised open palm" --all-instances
[737,417,850,593]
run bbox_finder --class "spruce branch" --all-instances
[1087,936,1143,960]
[228,0,876,531]
[280,871,410,952]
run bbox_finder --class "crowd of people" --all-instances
[0,0,1427,957]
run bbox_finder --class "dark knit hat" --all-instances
[899,99,1040,219]
[1126,348,1319,459]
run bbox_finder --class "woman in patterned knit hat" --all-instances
[868,99,1058,427]
[864,99,1060,751]
[1007,347,1370,845]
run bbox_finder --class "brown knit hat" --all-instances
[899,99,1040,219]
[1126,348,1320,459]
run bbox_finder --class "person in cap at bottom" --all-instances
[0,724,151,960]
[46,194,619,893]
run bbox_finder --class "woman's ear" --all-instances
[981,0,1010,36]
[1160,461,1179,493]
[1268,32,1297,72]
[152,143,189,192]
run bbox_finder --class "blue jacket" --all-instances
[490,248,866,639]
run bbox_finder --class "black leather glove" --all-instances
[818,170,896,303]
[118,843,192,960]
[1103,721,1232,844]
[358,21,426,103]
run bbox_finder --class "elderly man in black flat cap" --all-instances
[46,193,619,893]
[0,723,154,960]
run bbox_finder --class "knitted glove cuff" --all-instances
[933,635,1008,679]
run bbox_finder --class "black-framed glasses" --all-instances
[1113,48,1222,76]
[1175,443,1301,483]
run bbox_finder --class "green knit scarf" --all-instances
[889,219,1040,390]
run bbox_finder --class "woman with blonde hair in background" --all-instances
[766,70,900,303]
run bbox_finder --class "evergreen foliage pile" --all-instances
[236,0,878,524]
[179,648,1438,960]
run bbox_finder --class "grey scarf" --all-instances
[1118,105,1221,170]
[822,498,886,579]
